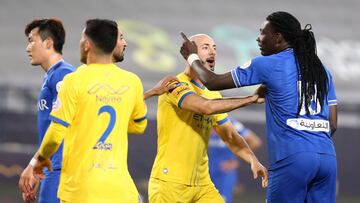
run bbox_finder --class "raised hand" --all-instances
[152,75,179,95]
[180,32,198,60]
[144,75,179,100]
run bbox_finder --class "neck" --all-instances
[277,43,291,53]
[184,64,203,85]
[87,51,113,64]
[41,53,63,72]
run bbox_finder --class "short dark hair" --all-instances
[84,19,118,54]
[25,18,65,54]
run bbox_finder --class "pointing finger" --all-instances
[180,32,190,41]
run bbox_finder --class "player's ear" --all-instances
[84,39,90,52]
[44,38,54,50]
[275,32,285,45]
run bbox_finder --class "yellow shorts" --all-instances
[148,177,224,203]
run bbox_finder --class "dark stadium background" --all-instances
[1,0,359,202]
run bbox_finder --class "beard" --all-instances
[113,54,124,63]
[80,53,87,64]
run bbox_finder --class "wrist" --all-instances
[187,53,200,65]
[29,158,37,168]
[251,94,259,102]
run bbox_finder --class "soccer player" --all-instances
[18,18,75,203]
[25,19,148,202]
[208,116,262,203]
[180,11,338,203]
[148,34,268,203]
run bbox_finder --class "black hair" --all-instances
[25,18,65,54]
[267,11,328,115]
[84,19,118,54]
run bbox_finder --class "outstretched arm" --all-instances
[181,93,258,115]
[180,32,235,90]
[180,84,265,115]
[213,121,268,188]
[144,75,178,100]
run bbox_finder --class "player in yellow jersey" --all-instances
[19,21,176,203]
[148,34,268,203]
[22,19,171,203]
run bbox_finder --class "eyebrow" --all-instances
[201,43,216,47]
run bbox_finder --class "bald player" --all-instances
[148,34,267,203]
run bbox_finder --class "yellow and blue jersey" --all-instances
[150,72,228,186]
[49,63,147,202]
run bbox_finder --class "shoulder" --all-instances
[203,89,222,98]
[115,67,144,88]
[55,61,75,73]
[51,62,75,80]
[122,68,142,82]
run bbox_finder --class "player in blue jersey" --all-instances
[208,116,262,203]
[18,18,75,203]
[181,11,338,203]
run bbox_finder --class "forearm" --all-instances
[205,95,257,115]
[191,61,235,90]
[38,122,65,159]
[143,89,156,100]
[226,136,258,165]
[191,61,217,87]
[329,105,337,135]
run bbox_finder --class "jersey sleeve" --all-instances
[167,81,195,108]
[230,56,271,87]
[327,71,337,106]
[128,75,148,134]
[213,113,229,126]
[49,74,77,128]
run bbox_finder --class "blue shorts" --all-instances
[266,152,337,203]
[38,169,61,203]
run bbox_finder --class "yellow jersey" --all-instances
[150,72,228,186]
[49,63,147,202]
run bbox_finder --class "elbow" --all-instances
[201,79,218,91]
[330,124,337,135]
[130,128,146,135]
[249,140,262,151]
[129,120,148,134]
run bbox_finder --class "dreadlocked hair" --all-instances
[266,11,328,115]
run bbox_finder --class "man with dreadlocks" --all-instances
[180,11,338,203]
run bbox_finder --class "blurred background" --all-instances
[0,0,359,202]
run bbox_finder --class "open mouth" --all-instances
[206,58,215,67]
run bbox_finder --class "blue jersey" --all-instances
[208,118,249,172]
[37,60,74,170]
[230,49,337,167]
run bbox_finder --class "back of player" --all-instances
[51,64,146,202]
[46,19,147,203]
